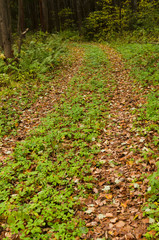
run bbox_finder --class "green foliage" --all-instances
[83,0,159,41]
[115,42,159,239]
[0,44,111,239]
[0,32,67,87]
[137,0,159,30]
[143,162,159,239]
[58,8,74,30]
[146,92,159,122]
[0,33,68,138]
[116,43,159,86]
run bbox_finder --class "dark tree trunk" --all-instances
[53,0,60,31]
[0,24,3,49]
[0,0,13,58]
[39,0,49,32]
[28,0,39,31]
[18,0,25,33]
[76,0,82,32]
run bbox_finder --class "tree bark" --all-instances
[0,0,13,58]
[53,0,60,31]
[39,0,49,32]
[0,23,3,49]
[76,0,82,32]
[18,0,25,33]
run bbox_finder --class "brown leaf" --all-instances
[125,233,135,239]
[86,221,97,227]
[108,223,114,229]
[121,202,128,208]
[105,213,114,218]
[142,218,149,224]
[116,220,126,228]
[110,217,117,223]
[93,188,98,194]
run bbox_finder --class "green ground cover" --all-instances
[0,44,112,239]
[0,33,68,138]
[0,32,158,239]
[116,43,159,239]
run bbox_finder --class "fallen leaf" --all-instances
[85,207,95,214]
[93,188,98,193]
[142,218,149,224]
[149,218,155,224]
[147,230,156,236]
[108,230,114,236]
[98,214,106,220]
[108,223,114,229]
[102,185,110,191]
[121,202,127,208]
[86,221,97,227]
[105,213,113,218]
[105,194,113,199]
[133,214,139,220]
[110,217,117,223]
[116,220,125,228]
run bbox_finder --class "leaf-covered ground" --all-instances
[0,41,158,240]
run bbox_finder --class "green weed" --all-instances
[0,44,111,239]
[0,33,68,138]
[115,42,159,239]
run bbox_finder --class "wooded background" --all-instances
[0,0,159,57]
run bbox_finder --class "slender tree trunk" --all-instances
[76,0,82,32]
[0,0,13,58]
[18,0,25,33]
[54,0,60,31]
[0,24,3,49]
[39,0,49,32]
[28,0,39,31]
[7,0,12,36]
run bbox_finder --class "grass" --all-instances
[0,44,112,239]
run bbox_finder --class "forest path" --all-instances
[79,44,154,239]
[0,43,155,240]
[0,46,84,162]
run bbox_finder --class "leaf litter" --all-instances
[0,43,158,239]
[79,45,158,240]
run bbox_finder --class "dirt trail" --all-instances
[0,44,156,240]
[80,45,155,239]
[0,46,84,162]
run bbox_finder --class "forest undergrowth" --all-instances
[0,34,158,240]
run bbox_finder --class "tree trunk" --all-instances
[53,0,60,31]
[39,0,49,32]
[76,0,82,32]
[0,0,13,58]
[0,24,3,49]
[18,0,25,33]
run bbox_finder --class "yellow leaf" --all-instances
[133,214,138,220]
[105,194,113,199]
[15,122,19,127]
[121,202,127,208]
[126,160,133,166]
[108,231,113,236]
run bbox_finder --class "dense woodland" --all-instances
[0,0,159,57]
